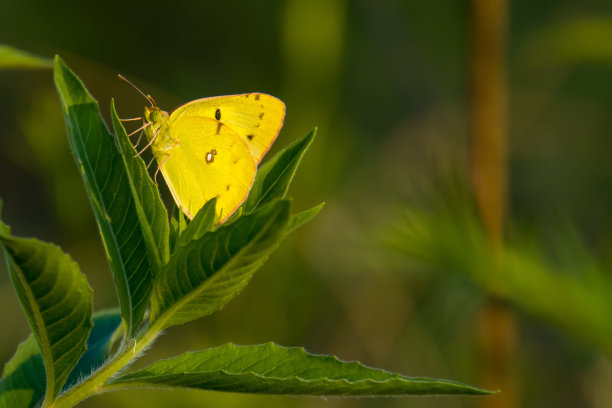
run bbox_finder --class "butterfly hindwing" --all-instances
[157,116,256,221]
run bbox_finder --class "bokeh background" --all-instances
[2,1,612,407]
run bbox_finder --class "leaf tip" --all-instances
[0,201,10,236]
[53,56,96,108]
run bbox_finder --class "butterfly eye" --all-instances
[145,109,156,122]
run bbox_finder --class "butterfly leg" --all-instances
[128,122,150,138]
[135,130,145,147]
[153,153,171,186]
[135,127,160,157]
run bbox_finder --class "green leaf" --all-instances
[172,198,216,254]
[0,230,93,401]
[64,309,122,390]
[244,129,316,212]
[108,343,492,396]
[0,336,45,408]
[0,309,122,407]
[54,56,152,338]
[0,202,9,236]
[111,100,170,274]
[287,203,325,234]
[169,206,188,253]
[151,200,291,330]
[0,45,52,69]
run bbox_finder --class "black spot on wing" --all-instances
[215,108,221,120]
[226,185,231,191]
[216,122,222,135]
[255,94,260,101]
[259,112,264,120]
[247,134,254,141]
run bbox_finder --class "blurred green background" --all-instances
[2,0,612,407]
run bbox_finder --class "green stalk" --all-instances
[49,324,163,408]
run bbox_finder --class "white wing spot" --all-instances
[205,149,217,164]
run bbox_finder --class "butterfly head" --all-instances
[143,106,170,147]
[144,106,168,124]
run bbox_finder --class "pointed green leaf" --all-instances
[0,230,93,401]
[0,203,9,236]
[54,56,152,338]
[287,203,325,234]
[244,129,316,212]
[170,206,188,253]
[64,309,122,390]
[172,198,216,253]
[0,45,52,69]
[151,200,291,330]
[0,336,45,408]
[108,343,493,396]
[111,100,170,273]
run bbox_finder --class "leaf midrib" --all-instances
[110,370,457,390]
[6,248,56,401]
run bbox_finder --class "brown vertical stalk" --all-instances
[470,0,517,407]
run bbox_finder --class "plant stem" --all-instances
[49,325,162,408]
[469,0,517,406]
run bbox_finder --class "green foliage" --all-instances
[108,343,492,396]
[0,336,44,408]
[54,58,152,338]
[111,100,170,275]
[63,310,122,390]
[387,203,612,356]
[0,45,52,69]
[287,202,325,234]
[169,206,188,252]
[171,198,216,253]
[151,200,291,330]
[244,128,316,212]
[0,53,493,408]
[0,219,93,402]
[0,309,122,408]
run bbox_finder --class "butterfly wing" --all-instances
[169,93,285,164]
[156,116,256,221]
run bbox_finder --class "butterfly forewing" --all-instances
[170,93,285,164]
[159,116,256,221]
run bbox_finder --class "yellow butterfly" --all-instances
[123,77,285,223]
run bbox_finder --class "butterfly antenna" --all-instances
[147,94,157,106]
[118,74,155,107]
